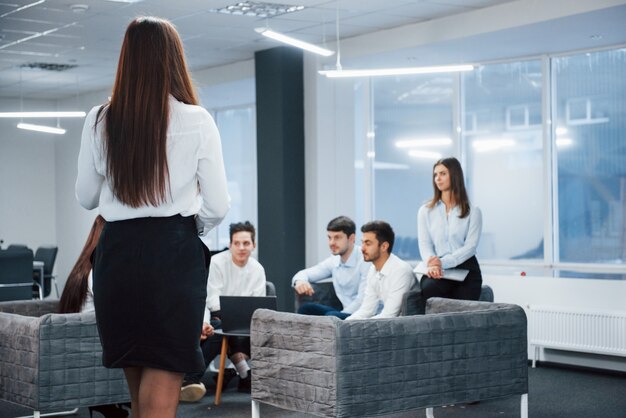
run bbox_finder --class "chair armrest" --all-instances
[400,289,426,316]
[0,299,59,316]
[0,311,42,409]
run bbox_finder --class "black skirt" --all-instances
[93,215,209,374]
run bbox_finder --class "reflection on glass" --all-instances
[463,61,544,261]
[555,49,626,265]
[201,106,258,251]
[371,75,455,260]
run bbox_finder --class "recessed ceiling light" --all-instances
[70,4,89,13]
[590,34,603,40]
[210,2,304,18]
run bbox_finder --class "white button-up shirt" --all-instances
[346,253,416,320]
[76,95,230,236]
[417,201,482,269]
[292,246,370,314]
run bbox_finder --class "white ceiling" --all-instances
[0,0,625,100]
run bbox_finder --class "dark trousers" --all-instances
[298,302,350,319]
[184,334,222,383]
[420,256,482,301]
[183,321,251,384]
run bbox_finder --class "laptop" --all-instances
[218,295,277,335]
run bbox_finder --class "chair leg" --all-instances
[426,407,435,418]
[15,408,78,418]
[52,277,59,298]
[521,393,528,418]
[252,399,260,418]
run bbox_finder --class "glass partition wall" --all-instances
[355,46,626,280]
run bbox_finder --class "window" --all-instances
[368,75,456,260]
[554,49,626,268]
[201,106,258,251]
[463,61,544,261]
[356,47,626,279]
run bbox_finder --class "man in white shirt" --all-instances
[293,216,370,319]
[346,221,417,320]
[180,221,266,401]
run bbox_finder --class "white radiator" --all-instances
[528,305,626,367]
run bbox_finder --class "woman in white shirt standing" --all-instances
[417,157,483,301]
[76,17,229,418]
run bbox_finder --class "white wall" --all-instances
[0,98,57,257]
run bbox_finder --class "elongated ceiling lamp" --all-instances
[255,27,334,56]
[319,64,474,78]
[17,122,66,134]
[0,111,86,118]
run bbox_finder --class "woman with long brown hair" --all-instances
[76,17,229,417]
[417,157,483,301]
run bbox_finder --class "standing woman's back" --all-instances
[75,16,229,418]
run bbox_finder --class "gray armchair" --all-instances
[0,299,130,414]
[251,298,528,418]
[401,284,494,316]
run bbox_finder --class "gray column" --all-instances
[255,46,304,312]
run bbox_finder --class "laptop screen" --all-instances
[219,295,277,334]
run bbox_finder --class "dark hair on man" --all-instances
[427,157,471,218]
[326,216,356,237]
[229,221,256,243]
[361,220,395,253]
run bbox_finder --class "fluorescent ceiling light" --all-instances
[17,122,66,135]
[396,138,452,148]
[408,150,442,160]
[255,27,334,57]
[0,111,86,118]
[319,64,474,78]
[472,138,515,152]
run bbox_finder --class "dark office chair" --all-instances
[0,248,35,302]
[34,246,59,298]
[7,244,28,250]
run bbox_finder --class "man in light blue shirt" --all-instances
[292,216,370,319]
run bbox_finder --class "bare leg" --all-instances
[137,367,184,418]
[124,367,142,417]
[124,366,183,418]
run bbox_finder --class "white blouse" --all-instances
[76,96,230,235]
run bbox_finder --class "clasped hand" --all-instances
[427,256,443,279]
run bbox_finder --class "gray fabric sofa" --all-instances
[251,298,528,418]
[0,299,130,414]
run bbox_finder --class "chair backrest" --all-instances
[0,248,34,302]
[7,244,29,250]
[265,281,276,296]
[34,246,58,275]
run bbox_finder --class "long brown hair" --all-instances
[97,16,199,207]
[59,216,106,313]
[427,157,471,218]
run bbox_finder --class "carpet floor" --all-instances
[1,364,625,418]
